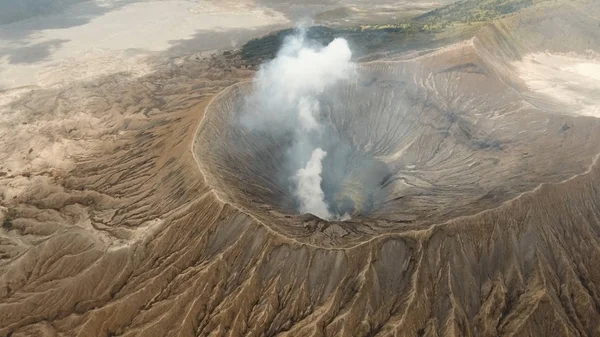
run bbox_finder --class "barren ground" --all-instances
[2,1,600,336]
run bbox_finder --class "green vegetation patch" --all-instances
[415,0,550,24]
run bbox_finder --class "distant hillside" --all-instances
[240,0,563,64]
[415,0,546,23]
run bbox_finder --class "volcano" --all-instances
[3,2,600,337]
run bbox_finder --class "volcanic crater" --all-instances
[194,25,600,248]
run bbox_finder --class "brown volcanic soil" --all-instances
[2,3,600,337]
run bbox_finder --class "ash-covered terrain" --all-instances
[2,0,600,336]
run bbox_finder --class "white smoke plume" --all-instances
[243,31,355,132]
[255,35,353,107]
[242,29,356,220]
[297,97,320,131]
[294,148,331,220]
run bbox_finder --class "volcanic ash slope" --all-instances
[2,3,600,337]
